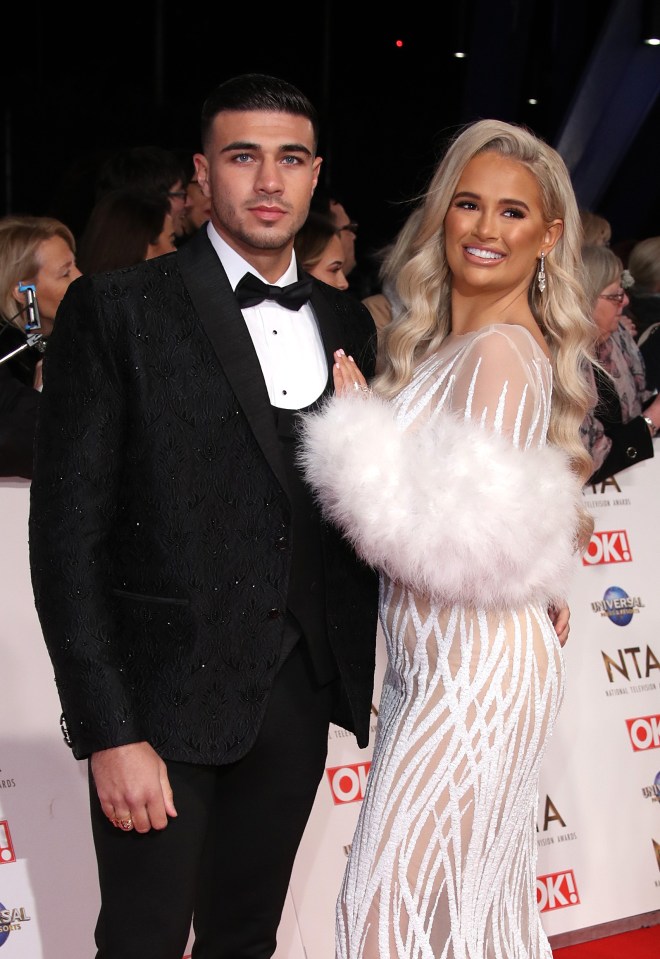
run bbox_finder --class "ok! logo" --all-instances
[326,762,371,805]
[536,870,580,912]
[0,821,16,865]
[626,715,660,752]
[582,530,632,566]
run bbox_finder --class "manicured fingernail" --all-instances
[335,348,345,357]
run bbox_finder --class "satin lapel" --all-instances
[308,281,345,401]
[177,230,288,494]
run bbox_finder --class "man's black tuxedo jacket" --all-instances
[29,229,379,764]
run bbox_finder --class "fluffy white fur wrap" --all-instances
[298,392,582,609]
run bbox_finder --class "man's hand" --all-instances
[91,741,177,834]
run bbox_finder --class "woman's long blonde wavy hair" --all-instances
[374,119,597,546]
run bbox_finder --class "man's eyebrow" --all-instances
[220,140,313,157]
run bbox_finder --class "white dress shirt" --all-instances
[206,223,327,410]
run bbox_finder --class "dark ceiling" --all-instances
[4,0,660,268]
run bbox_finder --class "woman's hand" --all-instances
[549,603,570,647]
[333,349,370,397]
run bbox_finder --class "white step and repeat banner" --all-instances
[1,453,659,957]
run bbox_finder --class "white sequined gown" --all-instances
[300,324,583,959]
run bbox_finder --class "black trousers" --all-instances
[89,641,338,959]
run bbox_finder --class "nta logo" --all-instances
[602,644,659,684]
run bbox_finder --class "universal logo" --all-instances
[582,530,632,566]
[641,772,660,803]
[591,586,645,626]
[0,903,31,947]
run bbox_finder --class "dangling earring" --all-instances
[537,252,546,293]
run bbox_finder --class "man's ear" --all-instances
[311,156,323,195]
[193,154,211,197]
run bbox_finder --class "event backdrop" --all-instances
[1,451,659,957]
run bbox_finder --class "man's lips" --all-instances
[249,205,287,222]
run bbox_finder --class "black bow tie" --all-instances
[234,272,313,311]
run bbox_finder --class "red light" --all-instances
[395,39,404,48]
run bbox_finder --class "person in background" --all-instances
[94,144,190,245]
[77,188,177,273]
[300,118,593,959]
[294,211,350,290]
[577,209,642,336]
[328,196,358,275]
[580,244,660,485]
[0,215,81,391]
[29,73,378,959]
[361,207,424,371]
[311,187,358,275]
[579,208,611,246]
[626,235,660,346]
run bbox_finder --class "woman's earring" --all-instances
[537,252,546,293]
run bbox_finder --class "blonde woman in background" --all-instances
[301,118,596,959]
[580,244,659,484]
[626,235,660,345]
[0,215,81,391]
[579,207,611,246]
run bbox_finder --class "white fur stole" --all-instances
[298,392,582,609]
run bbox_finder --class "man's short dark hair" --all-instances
[200,73,320,153]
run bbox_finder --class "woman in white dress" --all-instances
[300,119,596,959]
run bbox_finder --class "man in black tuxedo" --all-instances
[29,73,379,959]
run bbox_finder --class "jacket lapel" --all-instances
[177,230,289,494]
[308,282,344,402]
